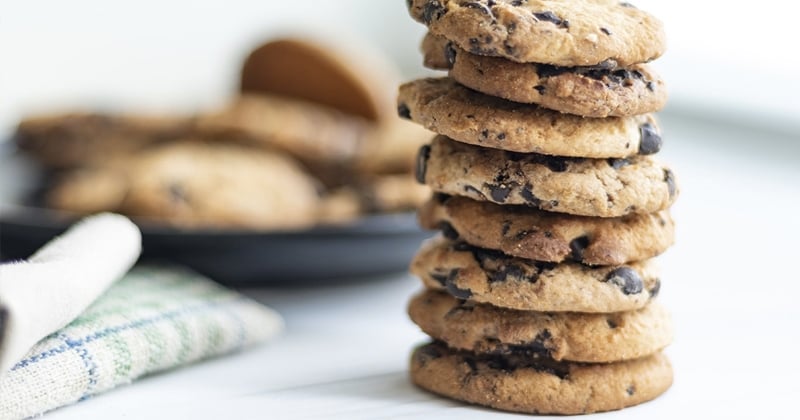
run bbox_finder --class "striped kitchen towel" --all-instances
[0,265,283,420]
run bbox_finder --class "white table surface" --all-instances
[28,110,800,419]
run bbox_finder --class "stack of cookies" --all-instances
[399,0,678,414]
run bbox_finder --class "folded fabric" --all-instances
[0,265,284,420]
[0,213,142,373]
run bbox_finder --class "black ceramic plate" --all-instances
[0,146,433,286]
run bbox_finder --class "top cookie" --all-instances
[421,33,668,118]
[407,0,666,66]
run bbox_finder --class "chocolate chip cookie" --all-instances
[411,341,673,414]
[418,136,677,217]
[411,236,661,312]
[398,78,662,158]
[407,0,666,67]
[408,290,672,362]
[421,33,667,117]
[418,195,674,266]
[49,142,321,230]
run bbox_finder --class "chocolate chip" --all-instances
[488,263,525,283]
[444,42,457,66]
[501,220,512,235]
[445,272,473,299]
[649,279,661,298]
[397,103,411,119]
[421,1,446,24]
[536,63,570,78]
[605,267,644,295]
[608,158,631,169]
[663,168,677,198]
[638,122,662,155]
[480,129,489,139]
[607,318,618,329]
[415,144,431,184]
[627,385,636,396]
[429,271,449,286]
[497,132,506,140]
[600,27,612,35]
[511,0,526,6]
[619,2,636,8]
[646,81,655,91]
[569,236,590,262]
[533,11,565,27]
[520,184,543,207]
[486,183,511,203]
[439,222,460,240]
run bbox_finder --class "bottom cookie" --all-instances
[410,342,672,415]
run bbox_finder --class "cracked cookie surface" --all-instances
[411,236,661,312]
[411,341,673,414]
[398,78,662,158]
[408,0,666,66]
[418,136,677,217]
[421,33,667,117]
[408,289,673,362]
[418,195,674,266]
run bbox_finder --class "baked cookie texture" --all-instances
[418,135,677,217]
[398,77,662,158]
[411,341,673,415]
[421,33,668,117]
[408,290,673,362]
[418,195,674,266]
[49,142,321,230]
[411,236,661,313]
[407,0,666,66]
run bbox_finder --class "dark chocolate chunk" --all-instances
[397,103,411,119]
[619,1,636,8]
[501,220,512,235]
[532,11,565,27]
[605,267,644,295]
[439,222,460,240]
[444,42,457,66]
[608,158,631,169]
[415,144,431,184]
[627,385,636,396]
[511,0,526,6]
[663,168,677,198]
[649,279,661,298]
[445,270,473,299]
[646,81,655,91]
[497,132,506,140]
[569,236,590,262]
[600,27,612,35]
[421,1,447,24]
[607,318,618,329]
[520,184,543,207]
[485,183,511,203]
[638,122,662,155]
[429,271,449,286]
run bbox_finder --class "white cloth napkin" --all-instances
[0,213,142,374]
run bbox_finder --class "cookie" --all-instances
[411,236,661,312]
[50,142,321,230]
[407,0,666,67]
[355,118,436,175]
[398,78,662,158]
[418,136,677,217]
[317,175,431,224]
[13,112,192,169]
[411,341,673,415]
[421,33,667,118]
[240,37,401,122]
[408,289,672,362]
[195,93,371,167]
[418,195,674,266]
